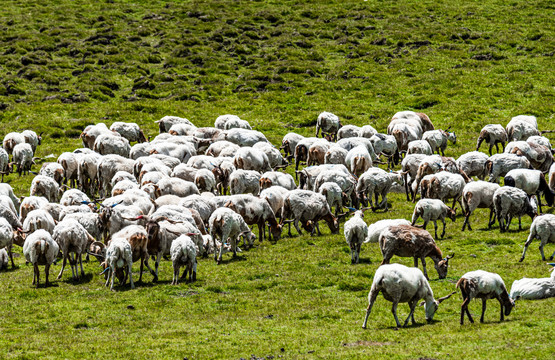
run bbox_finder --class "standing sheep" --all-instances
[344,210,368,264]
[519,214,555,262]
[411,199,456,239]
[52,219,93,281]
[23,229,59,288]
[170,235,197,284]
[461,181,500,231]
[476,124,507,155]
[493,186,538,232]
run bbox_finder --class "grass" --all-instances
[0,0,555,359]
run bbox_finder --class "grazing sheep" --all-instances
[318,182,344,217]
[456,151,489,180]
[101,237,134,291]
[379,224,453,279]
[423,129,457,156]
[457,270,514,324]
[420,171,467,210]
[80,123,112,149]
[356,168,404,211]
[506,141,553,173]
[209,207,256,264]
[280,132,304,161]
[505,168,554,213]
[411,199,456,239]
[223,128,268,147]
[510,264,555,300]
[324,145,348,165]
[39,162,64,186]
[461,181,500,231]
[476,124,508,155]
[259,171,296,191]
[170,235,197,284]
[365,219,411,244]
[506,115,540,141]
[344,210,368,264]
[407,140,433,156]
[156,115,195,133]
[52,219,93,281]
[401,154,426,201]
[23,209,56,234]
[519,214,555,262]
[0,217,15,269]
[369,133,399,168]
[294,137,319,173]
[337,125,361,140]
[549,163,555,193]
[229,169,261,196]
[3,132,26,155]
[224,194,282,242]
[306,140,331,166]
[0,248,8,271]
[493,186,538,232]
[21,130,42,153]
[93,132,131,158]
[315,111,341,140]
[234,146,272,173]
[485,153,532,183]
[110,121,147,143]
[280,189,339,236]
[97,155,135,198]
[11,143,34,176]
[362,263,454,329]
[23,229,59,288]
[345,145,372,177]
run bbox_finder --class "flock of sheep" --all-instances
[0,110,554,329]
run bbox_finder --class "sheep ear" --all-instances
[418,301,426,307]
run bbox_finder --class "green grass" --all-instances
[1,0,555,359]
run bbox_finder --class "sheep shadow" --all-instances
[218,255,247,265]
[358,258,373,265]
[61,272,94,285]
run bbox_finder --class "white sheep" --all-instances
[369,133,399,168]
[420,171,467,210]
[223,128,268,147]
[156,115,195,133]
[504,168,554,213]
[52,219,93,281]
[259,171,296,191]
[456,151,489,180]
[506,115,540,141]
[93,132,131,158]
[233,146,272,173]
[0,217,15,269]
[23,209,56,234]
[21,130,42,153]
[519,214,555,262]
[97,155,135,197]
[194,169,217,194]
[360,125,378,138]
[345,145,372,176]
[280,132,304,161]
[315,111,341,140]
[229,169,261,196]
[39,162,64,186]
[411,198,456,239]
[80,123,112,148]
[407,140,433,156]
[457,270,514,324]
[170,235,197,284]
[23,229,59,288]
[209,207,255,264]
[224,118,251,130]
[423,129,456,156]
[493,186,538,232]
[101,237,134,291]
[110,121,147,143]
[324,145,348,165]
[510,264,555,300]
[0,248,7,271]
[280,189,339,236]
[306,139,331,167]
[476,124,508,155]
[362,263,454,329]
[485,153,531,183]
[365,219,411,244]
[401,153,426,201]
[343,210,368,264]
[11,143,34,176]
[318,182,344,216]
[356,168,404,211]
[0,147,9,181]
[505,140,553,173]
[550,163,555,192]
[157,177,200,198]
[206,140,240,157]
[214,114,241,130]
[337,124,361,139]
[460,181,500,231]
[3,132,25,155]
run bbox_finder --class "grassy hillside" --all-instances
[0,0,554,359]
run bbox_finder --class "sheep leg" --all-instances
[497,297,504,322]
[539,243,546,261]
[433,220,439,239]
[480,298,487,323]
[57,255,68,280]
[78,253,85,279]
[172,261,179,285]
[154,252,162,280]
[362,290,378,329]
[460,295,473,324]
[315,221,322,236]
[520,231,535,262]
[110,270,116,291]
[293,219,303,236]
[69,253,77,280]
[404,299,418,326]
[143,256,156,281]
[488,208,495,228]
[391,302,402,328]
[441,219,446,239]
[45,263,51,287]
[420,257,429,280]
[414,257,419,268]
[536,191,543,213]
[33,263,39,287]
[462,212,470,231]
[128,262,135,289]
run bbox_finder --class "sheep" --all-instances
[506,115,540,141]
[0,217,15,269]
[519,214,555,262]
[0,249,7,271]
[389,123,421,154]
[194,169,218,194]
[485,153,532,183]
[362,263,454,329]
[306,140,331,166]
[510,264,555,300]
[224,118,251,130]
[457,270,515,324]
[52,219,93,281]
[11,143,34,176]
[224,194,282,242]
[63,212,104,243]
[456,151,489,180]
[476,124,508,155]
[401,154,426,201]
[19,196,48,223]
[411,199,456,239]
[336,137,378,162]
[423,129,457,156]
[411,155,468,200]
[356,168,404,211]
[29,175,59,203]
[391,111,434,132]
[259,171,296,191]
[280,189,339,236]
[57,151,83,188]
[360,125,378,138]
[461,181,500,231]
[215,114,241,130]
[150,142,196,163]
[179,194,217,225]
[156,177,200,198]
[337,125,361,140]
[294,137,319,173]
[407,140,433,156]
[527,135,552,150]
[493,186,538,232]
[3,132,26,155]
[168,123,196,136]
[369,133,399,168]
[379,224,453,279]
[21,130,42,153]
[223,128,268,147]
[209,207,256,264]
[312,169,357,202]
[110,121,147,143]
[77,152,102,195]
[23,209,56,234]
[259,186,289,221]
[345,145,372,177]
[39,162,64,186]
[156,115,195,133]
[0,203,22,231]
[365,219,411,244]
[229,169,261,196]
[297,164,350,190]
[0,147,9,181]
[170,235,197,284]
[100,237,134,291]
[550,163,555,192]
[505,168,554,213]
[506,141,553,173]
[315,111,341,140]
[23,229,59,288]
[318,182,344,216]
[97,155,135,197]
[206,140,240,157]
[60,188,91,207]
[138,159,172,182]
[324,145,348,165]
[420,171,467,210]
[280,133,304,161]
[80,123,112,149]
[234,146,272,173]
[344,210,368,264]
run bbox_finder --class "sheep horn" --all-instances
[99,266,110,275]
[437,291,457,304]
[445,253,455,260]
[121,215,143,221]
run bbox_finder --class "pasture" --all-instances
[0,0,554,359]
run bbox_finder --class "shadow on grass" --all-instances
[61,272,94,285]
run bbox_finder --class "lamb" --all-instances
[369,133,399,168]
[504,169,554,213]
[3,132,26,155]
[280,189,339,236]
[344,210,368,264]
[21,130,42,153]
[476,124,508,155]
[485,153,531,183]
[315,111,341,141]
[506,115,540,141]
[420,171,467,210]
[460,181,500,231]
[209,207,256,264]
[510,264,555,300]
[52,219,93,281]
[280,132,304,161]
[519,214,555,262]
[411,199,456,239]
[224,194,282,242]
[259,171,296,191]
[229,169,261,196]
[379,224,453,279]
[493,186,538,232]
[11,143,34,176]
[0,217,15,269]
[345,145,372,177]
[356,168,404,211]
[365,219,411,244]
[23,229,59,288]
[156,115,195,133]
[170,235,197,284]
[422,129,457,156]
[407,140,433,156]
[457,270,515,324]
[456,151,489,180]
[362,263,454,329]
[110,121,147,143]
[233,146,272,173]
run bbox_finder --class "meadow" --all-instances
[0,0,554,358]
